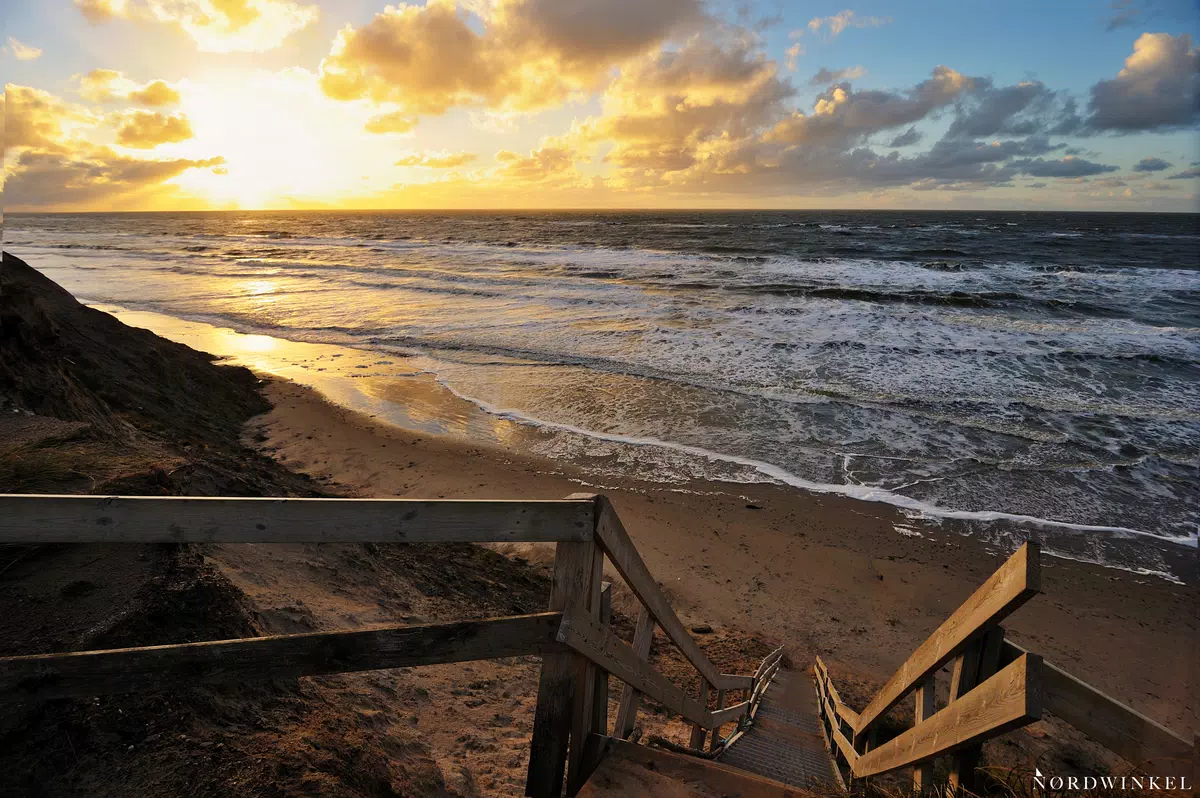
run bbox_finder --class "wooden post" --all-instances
[613,605,654,739]
[912,675,936,792]
[591,583,612,738]
[526,539,597,798]
[689,676,711,749]
[566,540,604,795]
[709,689,727,750]
[946,626,1004,796]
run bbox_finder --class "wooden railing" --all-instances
[813,541,1196,792]
[0,492,770,797]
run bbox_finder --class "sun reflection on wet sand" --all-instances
[91,304,539,448]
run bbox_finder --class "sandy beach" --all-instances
[244,375,1196,749]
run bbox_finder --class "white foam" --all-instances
[428,374,1197,549]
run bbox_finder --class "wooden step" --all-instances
[717,668,842,791]
[579,736,822,797]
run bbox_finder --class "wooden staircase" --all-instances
[0,494,1194,797]
[717,666,841,791]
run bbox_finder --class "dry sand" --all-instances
[237,377,1194,767]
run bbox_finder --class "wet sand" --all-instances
[245,376,1196,741]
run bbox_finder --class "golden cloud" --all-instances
[319,0,701,117]
[78,69,182,106]
[364,110,419,134]
[395,151,478,168]
[116,111,194,148]
[73,0,318,53]
[3,85,100,151]
[4,85,224,210]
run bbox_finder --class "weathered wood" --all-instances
[815,657,860,730]
[912,675,936,791]
[592,497,734,690]
[528,541,595,798]
[854,654,1043,778]
[1001,639,1193,774]
[579,736,819,798]
[854,543,1041,746]
[0,495,595,543]
[0,613,564,701]
[567,544,604,795]
[709,688,727,750]
[689,677,711,748]
[613,604,654,739]
[709,699,750,728]
[815,665,859,770]
[719,674,754,691]
[948,626,1004,794]
[556,609,710,728]
[591,583,612,739]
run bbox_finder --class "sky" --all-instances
[2,0,1197,211]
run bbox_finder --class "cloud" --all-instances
[809,66,866,86]
[319,0,701,117]
[494,146,580,182]
[945,79,1074,139]
[115,111,194,148]
[364,110,418,134]
[6,147,224,208]
[8,37,43,60]
[767,67,974,146]
[1086,33,1198,131]
[806,10,891,38]
[785,43,804,71]
[73,0,318,52]
[887,127,922,147]
[1132,156,1172,171]
[77,69,182,106]
[1166,166,1200,179]
[1010,155,1120,177]
[395,151,478,168]
[3,85,99,150]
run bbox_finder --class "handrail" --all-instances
[853,542,1040,744]
[0,612,565,701]
[592,496,740,691]
[0,494,596,543]
[0,491,762,797]
[854,653,1042,777]
[1001,639,1193,771]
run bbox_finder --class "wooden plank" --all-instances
[556,609,710,728]
[0,612,564,701]
[592,497,730,690]
[579,736,819,798]
[689,677,711,748]
[0,495,595,544]
[1001,639,1193,774]
[948,626,1004,794]
[528,541,595,798]
[591,583,612,738]
[719,674,754,691]
[815,657,860,730]
[710,699,750,728]
[854,654,1043,778]
[709,688,727,750]
[912,676,936,791]
[567,543,604,795]
[613,604,654,739]
[854,542,1041,745]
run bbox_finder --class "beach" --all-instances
[246,373,1196,742]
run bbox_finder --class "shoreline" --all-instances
[245,373,1195,739]
[93,303,1196,584]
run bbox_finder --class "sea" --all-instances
[5,210,1198,582]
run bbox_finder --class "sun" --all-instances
[167,68,395,208]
